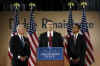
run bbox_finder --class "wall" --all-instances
[0,11,100,66]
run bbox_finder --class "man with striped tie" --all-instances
[9,24,31,66]
[67,24,87,66]
[39,20,63,47]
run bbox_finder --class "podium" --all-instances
[37,47,64,66]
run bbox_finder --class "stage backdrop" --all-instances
[0,11,100,66]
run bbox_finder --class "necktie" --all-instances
[74,35,77,45]
[21,36,24,41]
[21,36,25,47]
[49,32,52,47]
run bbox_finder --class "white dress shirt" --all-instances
[18,33,24,40]
[47,30,53,47]
[47,30,53,37]
[74,33,79,39]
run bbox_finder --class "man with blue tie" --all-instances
[9,24,31,66]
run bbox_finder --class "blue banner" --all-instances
[37,47,64,61]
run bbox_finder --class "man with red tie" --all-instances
[39,20,63,47]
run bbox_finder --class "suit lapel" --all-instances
[52,32,55,43]
[72,34,78,46]
[72,35,75,44]
[46,32,49,41]
[76,34,80,47]
[45,32,49,46]
[17,35,25,48]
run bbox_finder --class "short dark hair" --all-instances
[46,19,53,24]
[73,23,80,29]
[47,19,53,22]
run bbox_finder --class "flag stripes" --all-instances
[80,8,94,66]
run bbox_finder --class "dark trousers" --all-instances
[12,58,28,66]
[70,60,84,66]
[70,63,80,66]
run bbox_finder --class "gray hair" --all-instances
[16,24,25,31]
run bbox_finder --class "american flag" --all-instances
[8,8,19,60]
[11,8,19,36]
[27,9,39,66]
[67,8,74,35]
[64,7,74,62]
[80,7,95,66]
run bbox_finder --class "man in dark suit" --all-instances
[9,24,31,66]
[67,24,87,66]
[39,20,63,47]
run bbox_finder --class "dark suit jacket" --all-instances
[67,34,86,65]
[39,31,63,47]
[9,35,31,66]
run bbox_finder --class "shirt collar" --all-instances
[18,33,23,39]
[47,30,53,37]
[74,33,79,39]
